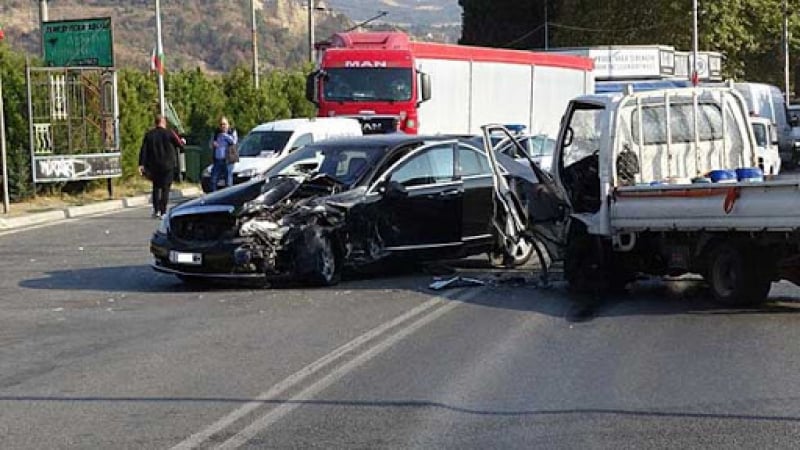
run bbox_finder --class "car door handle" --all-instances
[438,189,461,198]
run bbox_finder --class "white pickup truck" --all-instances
[485,85,800,305]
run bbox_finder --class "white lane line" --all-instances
[171,294,455,450]
[217,289,478,449]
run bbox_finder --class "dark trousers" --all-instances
[150,169,174,215]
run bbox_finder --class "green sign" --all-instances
[43,17,114,67]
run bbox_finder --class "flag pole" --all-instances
[155,0,165,116]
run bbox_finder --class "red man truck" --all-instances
[306,32,594,138]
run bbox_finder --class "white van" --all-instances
[733,82,793,164]
[750,117,781,176]
[201,117,362,192]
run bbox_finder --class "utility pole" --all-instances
[784,0,790,103]
[39,0,48,58]
[544,0,549,50]
[155,0,165,116]
[692,0,699,86]
[0,74,9,214]
[308,0,315,63]
[251,0,259,88]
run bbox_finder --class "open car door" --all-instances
[481,124,571,261]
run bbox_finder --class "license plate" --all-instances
[169,251,202,265]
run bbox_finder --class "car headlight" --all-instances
[202,165,212,177]
[156,215,170,235]
[237,168,259,178]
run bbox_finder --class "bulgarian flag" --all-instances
[0,23,5,41]
[150,46,164,75]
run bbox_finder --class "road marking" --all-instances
[216,290,474,449]
[171,292,467,450]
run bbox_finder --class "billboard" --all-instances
[43,17,114,67]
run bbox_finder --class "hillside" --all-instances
[0,0,462,72]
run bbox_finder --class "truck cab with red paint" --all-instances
[307,32,431,134]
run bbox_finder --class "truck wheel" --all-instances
[707,243,770,305]
[310,234,340,286]
[564,223,604,294]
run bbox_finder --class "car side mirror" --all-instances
[378,180,407,199]
[305,71,319,106]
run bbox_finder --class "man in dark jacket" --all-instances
[139,115,184,218]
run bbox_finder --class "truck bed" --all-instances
[610,180,800,232]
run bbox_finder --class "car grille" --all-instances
[170,213,237,241]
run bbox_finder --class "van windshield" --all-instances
[237,131,293,157]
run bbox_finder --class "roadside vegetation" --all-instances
[0,43,316,203]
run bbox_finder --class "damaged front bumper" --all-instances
[150,232,268,278]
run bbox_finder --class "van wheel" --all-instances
[310,234,340,286]
[706,243,770,305]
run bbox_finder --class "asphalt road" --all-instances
[2,205,800,449]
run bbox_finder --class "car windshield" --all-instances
[323,68,413,102]
[237,131,293,157]
[265,143,388,187]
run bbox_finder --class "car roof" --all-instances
[250,117,360,132]
[303,133,472,149]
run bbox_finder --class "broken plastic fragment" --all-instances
[429,276,486,290]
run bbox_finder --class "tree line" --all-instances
[460,0,800,91]
[0,43,315,201]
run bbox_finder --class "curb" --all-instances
[0,186,203,231]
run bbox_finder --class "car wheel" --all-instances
[489,236,535,268]
[706,243,770,305]
[310,234,340,286]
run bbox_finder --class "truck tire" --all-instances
[706,243,771,305]
[564,223,632,296]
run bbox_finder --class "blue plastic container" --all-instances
[708,170,737,183]
[736,167,763,182]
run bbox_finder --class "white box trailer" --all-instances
[413,44,594,138]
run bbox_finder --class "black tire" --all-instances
[310,234,340,286]
[706,243,771,305]
[564,223,631,295]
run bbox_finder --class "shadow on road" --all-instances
[18,259,800,323]
[0,394,799,424]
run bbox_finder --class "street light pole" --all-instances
[784,0,790,103]
[251,0,259,88]
[544,0,549,50]
[155,0,165,116]
[692,0,699,86]
[39,0,48,58]
[308,0,315,63]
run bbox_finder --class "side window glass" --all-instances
[390,144,454,187]
[290,133,314,151]
[457,146,490,176]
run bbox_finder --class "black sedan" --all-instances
[150,134,540,285]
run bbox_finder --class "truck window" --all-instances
[323,68,414,102]
[561,103,604,214]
